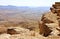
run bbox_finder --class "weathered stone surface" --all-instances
[38,21,52,37]
[50,2,60,17]
[42,12,58,23]
[55,2,60,5]
[52,4,60,9]
[39,12,60,37]
[41,15,54,23]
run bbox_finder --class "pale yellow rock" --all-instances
[0,34,11,39]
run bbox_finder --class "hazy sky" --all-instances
[0,0,60,7]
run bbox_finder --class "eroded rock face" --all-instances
[38,21,52,37]
[39,12,60,37]
[39,2,60,37]
[41,15,54,23]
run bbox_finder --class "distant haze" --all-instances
[0,0,60,7]
[0,6,50,20]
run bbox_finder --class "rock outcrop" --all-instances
[39,2,60,37]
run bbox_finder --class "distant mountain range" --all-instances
[0,5,50,20]
[0,5,50,11]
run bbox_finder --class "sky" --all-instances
[0,0,60,7]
